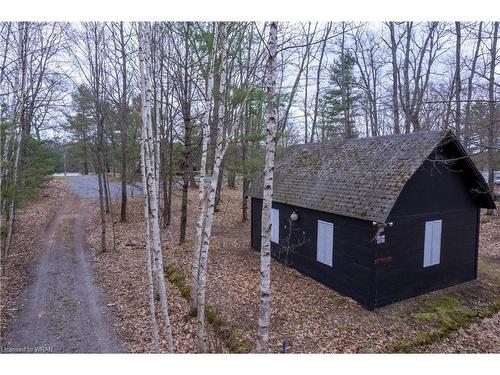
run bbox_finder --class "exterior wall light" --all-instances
[290,211,299,222]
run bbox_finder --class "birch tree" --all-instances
[256,20,278,353]
[1,22,68,263]
[2,23,27,261]
[195,21,227,352]
[138,21,174,352]
[190,23,218,312]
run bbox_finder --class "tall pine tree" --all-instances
[320,52,359,140]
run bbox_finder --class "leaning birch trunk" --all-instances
[0,127,12,268]
[4,125,22,258]
[196,22,227,353]
[189,107,210,312]
[190,25,218,312]
[139,22,174,352]
[256,21,278,353]
[140,94,161,352]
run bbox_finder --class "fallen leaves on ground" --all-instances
[87,183,500,353]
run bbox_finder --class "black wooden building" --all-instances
[248,130,495,309]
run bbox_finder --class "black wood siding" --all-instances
[376,150,480,307]
[250,142,482,309]
[251,198,376,308]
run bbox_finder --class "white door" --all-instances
[271,208,279,243]
[423,219,442,267]
[317,220,334,266]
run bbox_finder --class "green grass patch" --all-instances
[204,304,251,353]
[413,296,475,330]
[164,263,252,353]
[205,304,226,327]
[165,264,191,299]
[391,296,500,353]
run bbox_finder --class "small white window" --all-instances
[424,219,442,267]
[271,208,279,243]
[317,220,334,267]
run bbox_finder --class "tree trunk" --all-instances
[455,22,462,138]
[227,170,236,189]
[82,132,89,174]
[179,23,192,243]
[104,171,117,251]
[139,22,174,352]
[96,153,107,253]
[402,22,412,133]
[166,103,174,226]
[119,21,128,223]
[256,21,278,353]
[486,22,498,216]
[196,22,228,353]
[102,153,110,213]
[4,125,22,260]
[214,158,224,212]
[190,25,218,312]
[464,22,482,151]
[304,24,311,143]
[310,23,330,143]
[388,22,401,134]
[242,105,250,222]
[4,23,28,260]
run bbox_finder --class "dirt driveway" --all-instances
[2,179,123,353]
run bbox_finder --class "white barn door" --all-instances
[423,219,442,267]
[317,220,334,266]
[271,208,279,243]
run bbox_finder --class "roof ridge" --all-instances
[283,130,449,149]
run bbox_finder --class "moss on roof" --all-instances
[248,130,453,222]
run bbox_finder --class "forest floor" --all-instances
[87,181,500,353]
[1,178,123,353]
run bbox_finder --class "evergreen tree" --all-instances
[320,52,360,140]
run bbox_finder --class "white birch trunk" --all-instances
[4,125,22,256]
[139,22,161,352]
[4,23,28,259]
[139,22,174,353]
[190,25,218,312]
[196,22,227,353]
[0,69,19,274]
[140,98,161,352]
[256,21,278,353]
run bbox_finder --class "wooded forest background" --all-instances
[0,21,498,352]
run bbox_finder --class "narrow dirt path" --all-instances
[3,187,123,353]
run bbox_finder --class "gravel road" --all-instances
[3,178,124,353]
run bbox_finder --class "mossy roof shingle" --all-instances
[248,130,454,223]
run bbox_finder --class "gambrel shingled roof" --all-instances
[248,130,494,223]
